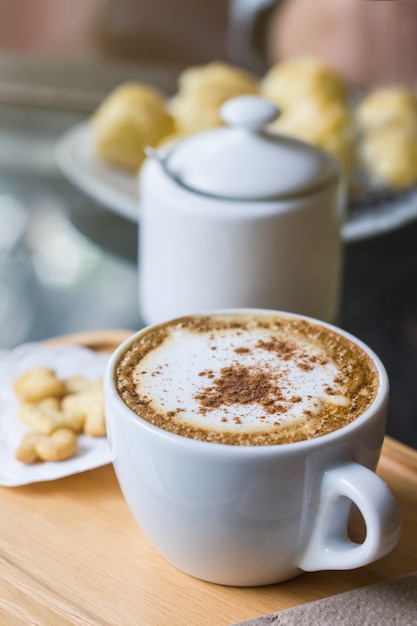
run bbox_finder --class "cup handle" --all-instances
[299,462,401,572]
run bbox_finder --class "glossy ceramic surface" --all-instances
[139,113,344,327]
[103,309,401,586]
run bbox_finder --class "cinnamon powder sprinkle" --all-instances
[194,364,286,415]
[256,338,296,360]
[256,337,328,371]
[234,347,251,354]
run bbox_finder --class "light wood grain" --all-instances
[0,331,416,626]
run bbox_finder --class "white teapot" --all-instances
[138,95,345,325]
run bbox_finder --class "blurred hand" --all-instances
[266,0,417,88]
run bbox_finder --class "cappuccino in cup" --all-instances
[105,309,400,586]
[115,312,378,446]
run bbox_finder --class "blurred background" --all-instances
[0,0,417,445]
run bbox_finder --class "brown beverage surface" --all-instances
[115,313,379,445]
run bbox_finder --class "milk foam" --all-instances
[132,325,348,434]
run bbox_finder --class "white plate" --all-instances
[56,121,417,242]
[55,121,139,222]
[0,343,111,486]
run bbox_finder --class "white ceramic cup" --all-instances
[104,309,401,587]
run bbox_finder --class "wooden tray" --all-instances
[0,330,416,626]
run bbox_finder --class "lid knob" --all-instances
[220,95,280,131]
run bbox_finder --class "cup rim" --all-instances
[105,308,389,455]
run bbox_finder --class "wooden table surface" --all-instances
[1,331,416,626]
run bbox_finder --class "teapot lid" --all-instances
[162,95,337,201]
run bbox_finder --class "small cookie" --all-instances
[92,82,174,171]
[62,382,106,437]
[64,375,92,395]
[18,398,84,435]
[16,429,77,464]
[356,87,417,134]
[169,62,259,134]
[270,96,357,175]
[14,368,67,403]
[261,57,347,112]
[360,127,417,188]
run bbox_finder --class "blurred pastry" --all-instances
[360,128,417,188]
[169,61,259,134]
[261,57,347,112]
[270,96,357,175]
[356,87,417,134]
[92,82,174,171]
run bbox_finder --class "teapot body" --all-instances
[139,157,345,326]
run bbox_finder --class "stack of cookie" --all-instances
[14,368,105,464]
